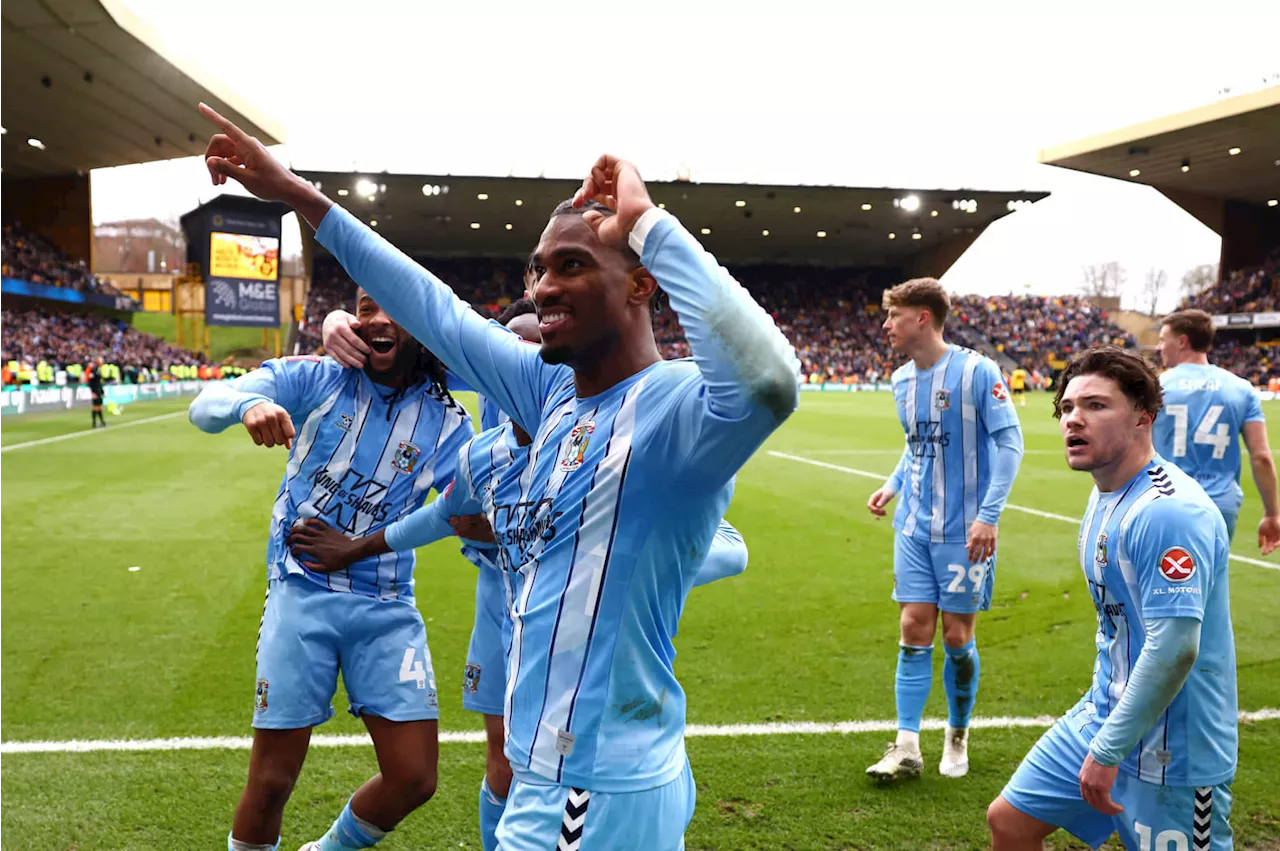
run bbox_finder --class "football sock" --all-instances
[478,777,507,851]
[895,643,934,747]
[317,798,387,850]
[228,834,279,851]
[943,638,980,729]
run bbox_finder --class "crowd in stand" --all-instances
[2,223,123,296]
[952,294,1137,373]
[1182,252,1280,315]
[1,306,204,384]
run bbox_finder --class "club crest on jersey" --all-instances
[935,389,951,411]
[1095,533,1108,565]
[255,678,269,712]
[392,441,421,475]
[337,412,354,432]
[993,383,1009,402]
[560,422,595,472]
[463,663,481,694]
[1159,546,1196,582]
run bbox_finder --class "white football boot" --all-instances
[865,742,924,780]
[938,725,970,778]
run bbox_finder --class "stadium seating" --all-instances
[2,223,122,296]
[1181,253,1280,315]
[952,294,1137,374]
[1,306,204,383]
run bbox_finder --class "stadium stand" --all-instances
[952,294,1138,373]
[1181,252,1280,315]
[3,223,123,296]
[1,306,205,384]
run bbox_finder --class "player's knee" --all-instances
[986,797,1030,847]
[391,764,438,807]
[899,610,936,645]
[246,767,299,814]
[942,623,973,648]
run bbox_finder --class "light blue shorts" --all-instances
[1002,718,1233,850]
[1220,509,1238,542]
[463,564,510,716]
[892,534,995,613]
[496,759,695,851]
[253,574,438,729]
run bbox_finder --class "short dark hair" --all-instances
[1162,308,1215,352]
[547,198,667,316]
[882,278,950,329]
[497,297,536,326]
[1052,346,1164,419]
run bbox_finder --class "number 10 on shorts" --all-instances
[399,647,430,690]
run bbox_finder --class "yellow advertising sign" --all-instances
[210,232,279,281]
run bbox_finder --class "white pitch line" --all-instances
[768,450,1280,571]
[1,411,187,453]
[5,709,1278,754]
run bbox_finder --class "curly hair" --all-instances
[1052,346,1163,419]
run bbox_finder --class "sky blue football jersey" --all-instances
[315,204,799,792]
[1066,457,1236,787]
[1154,361,1264,517]
[891,344,1022,543]
[189,356,473,599]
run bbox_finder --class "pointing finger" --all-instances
[199,102,253,145]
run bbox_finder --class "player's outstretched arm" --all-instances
[692,520,749,587]
[1242,421,1280,554]
[575,156,800,480]
[188,367,294,448]
[198,103,551,434]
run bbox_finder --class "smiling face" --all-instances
[354,288,414,378]
[527,214,641,366]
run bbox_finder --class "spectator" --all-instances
[2,223,123,296]
[952,293,1136,372]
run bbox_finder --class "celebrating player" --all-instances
[865,278,1025,780]
[199,103,798,850]
[988,347,1236,851]
[1154,308,1280,552]
[188,287,473,851]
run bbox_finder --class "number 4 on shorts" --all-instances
[399,647,429,690]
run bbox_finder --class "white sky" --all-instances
[91,0,1280,313]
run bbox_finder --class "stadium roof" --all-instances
[1038,86,1280,205]
[1,0,284,179]
[297,170,1048,269]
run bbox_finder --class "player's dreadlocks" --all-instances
[380,340,460,419]
[549,199,669,316]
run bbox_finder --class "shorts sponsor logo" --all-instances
[255,678,269,712]
[463,663,481,694]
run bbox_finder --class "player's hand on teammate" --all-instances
[867,486,896,519]
[1258,515,1280,555]
[966,520,998,563]
[286,518,360,573]
[1078,753,1124,815]
[573,155,655,246]
[450,514,496,544]
[242,401,295,449]
[322,309,369,369]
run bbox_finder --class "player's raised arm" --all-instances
[692,520,749,587]
[575,156,800,479]
[198,104,552,434]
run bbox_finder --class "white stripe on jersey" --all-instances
[269,386,345,578]
[960,354,980,533]
[929,351,953,542]
[902,372,921,538]
[505,401,578,743]
[529,380,645,775]
[1116,486,1166,784]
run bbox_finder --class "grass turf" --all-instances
[3,391,1278,849]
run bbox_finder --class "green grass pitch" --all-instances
[3,392,1278,850]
